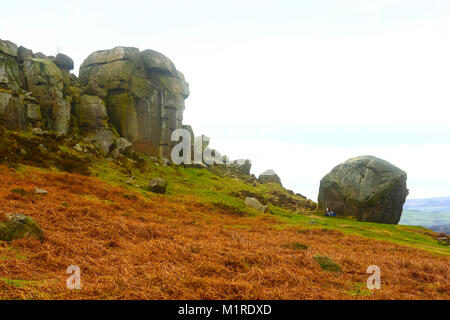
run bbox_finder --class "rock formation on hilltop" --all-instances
[258,169,282,185]
[0,38,255,175]
[0,39,191,159]
[318,155,408,224]
[78,47,189,157]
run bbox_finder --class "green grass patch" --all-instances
[313,254,342,272]
[345,281,374,297]
[283,242,308,250]
[91,152,449,256]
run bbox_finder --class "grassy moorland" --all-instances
[0,130,448,299]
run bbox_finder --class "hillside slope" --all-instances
[0,131,448,299]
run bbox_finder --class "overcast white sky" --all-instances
[2,0,450,200]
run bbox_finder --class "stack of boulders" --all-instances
[0,39,191,159]
[0,38,255,181]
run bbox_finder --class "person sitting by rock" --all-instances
[325,208,331,216]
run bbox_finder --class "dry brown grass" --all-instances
[0,166,448,300]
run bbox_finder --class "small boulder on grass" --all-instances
[0,214,44,241]
[34,188,48,195]
[313,254,342,272]
[244,197,269,213]
[148,178,167,194]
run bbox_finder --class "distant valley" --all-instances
[400,197,450,234]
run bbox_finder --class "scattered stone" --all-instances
[0,213,44,241]
[116,137,132,154]
[32,128,42,135]
[148,178,167,194]
[88,129,116,156]
[244,197,269,213]
[73,144,83,152]
[313,254,342,272]
[34,188,48,195]
[38,144,47,153]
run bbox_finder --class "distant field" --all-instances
[399,210,450,228]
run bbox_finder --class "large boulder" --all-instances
[53,53,74,71]
[318,155,408,224]
[79,46,189,158]
[258,169,282,185]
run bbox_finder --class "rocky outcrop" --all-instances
[0,39,72,135]
[318,155,408,224]
[0,39,191,159]
[258,169,282,185]
[0,38,252,168]
[78,47,189,158]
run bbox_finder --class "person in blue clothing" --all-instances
[330,209,336,217]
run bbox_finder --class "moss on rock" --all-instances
[0,214,43,241]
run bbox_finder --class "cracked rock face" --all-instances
[79,46,189,158]
[318,155,408,224]
[0,38,191,159]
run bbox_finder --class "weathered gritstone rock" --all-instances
[79,46,189,158]
[258,169,282,185]
[148,177,168,194]
[318,155,409,224]
[0,38,249,165]
[53,53,74,71]
[78,95,108,130]
[0,38,75,134]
